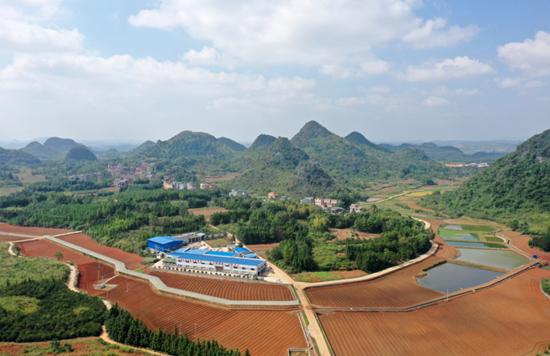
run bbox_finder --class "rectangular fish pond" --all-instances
[441,224,495,232]
[456,248,528,270]
[446,241,508,249]
[417,263,505,294]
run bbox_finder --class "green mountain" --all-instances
[44,137,80,153]
[141,131,236,160]
[21,141,62,160]
[388,147,449,181]
[231,137,337,196]
[291,121,381,182]
[231,134,277,170]
[124,140,155,157]
[420,128,550,226]
[380,142,468,162]
[0,146,40,165]
[99,148,121,160]
[65,146,98,161]
[218,137,247,152]
[345,132,390,153]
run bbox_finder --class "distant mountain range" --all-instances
[419,128,550,227]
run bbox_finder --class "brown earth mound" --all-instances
[0,224,70,236]
[306,220,458,308]
[149,271,294,301]
[57,233,143,270]
[318,268,550,356]
[94,275,307,356]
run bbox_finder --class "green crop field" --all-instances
[441,224,495,232]
[438,229,479,240]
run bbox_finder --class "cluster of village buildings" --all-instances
[162,175,218,191]
[445,162,489,168]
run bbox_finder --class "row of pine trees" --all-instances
[106,304,251,356]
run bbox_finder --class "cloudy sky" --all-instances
[1,0,549,144]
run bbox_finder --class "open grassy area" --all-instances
[0,337,156,356]
[0,242,69,285]
[0,296,40,315]
[485,235,504,242]
[206,237,234,248]
[438,229,480,240]
[442,224,495,232]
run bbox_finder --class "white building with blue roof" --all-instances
[165,248,267,277]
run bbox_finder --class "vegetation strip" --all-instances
[45,235,300,307]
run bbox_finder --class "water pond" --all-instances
[446,241,507,249]
[442,224,494,232]
[417,263,505,294]
[443,224,463,230]
[439,229,479,241]
[456,249,528,270]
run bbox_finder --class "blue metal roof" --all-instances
[184,249,208,255]
[207,251,237,257]
[167,251,266,267]
[148,236,182,245]
[235,247,250,252]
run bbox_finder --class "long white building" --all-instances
[165,248,267,277]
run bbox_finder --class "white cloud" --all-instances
[405,56,494,82]
[424,96,450,107]
[182,46,237,69]
[337,97,365,106]
[494,77,544,89]
[402,18,479,48]
[129,0,477,77]
[432,86,480,96]
[498,31,550,76]
[0,18,84,53]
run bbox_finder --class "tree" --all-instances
[54,251,63,261]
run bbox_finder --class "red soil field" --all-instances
[501,230,550,262]
[246,243,280,258]
[19,239,96,266]
[94,275,307,356]
[57,233,144,270]
[306,220,458,308]
[188,208,228,221]
[149,271,294,301]
[78,262,117,294]
[329,228,380,240]
[0,224,70,237]
[318,268,550,356]
[0,233,35,242]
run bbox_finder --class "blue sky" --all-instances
[1,0,549,144]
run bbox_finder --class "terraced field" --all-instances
[318,268,550,356]
[19,239,96,266]
[149,271,294,301]
[57,233,144,270]
[93,275,307,356]
[0,234,34,242]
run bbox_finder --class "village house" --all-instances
[229,189,247,197]
[268,191,279,199]
[350,204,363,213]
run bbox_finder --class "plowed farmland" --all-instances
[306,221,458,308]
[318,268,550,356]
[0,224,70,236]
[149,271,294,301]
[57,233,144,270]
[78,262,116,294]
[94,275,307,356]
[19,239,96,266]
[0,233,34,242]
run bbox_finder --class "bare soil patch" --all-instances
[329,228,380,241]
[501,230,550,262]
[200,173,240,183]
[188,208,228,221]
[0,233,35,242]
[0,224,70,237]
[247,243,280,258]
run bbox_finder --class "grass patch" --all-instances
[406,191,433,197]
[542,278,550,296]
[422,260,447,272]
[443,224,495,232]
[438,229,479,240]
[0,242,70,285]
[485,235,504,242]
[301,310,310,326]
[447,259,508,273]
[0,296,40,315]
[206,237,234,248]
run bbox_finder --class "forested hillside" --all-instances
[420,128,550,231]
[0,147,40,165]
[21,142,62,160]
[65,146,98,161]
